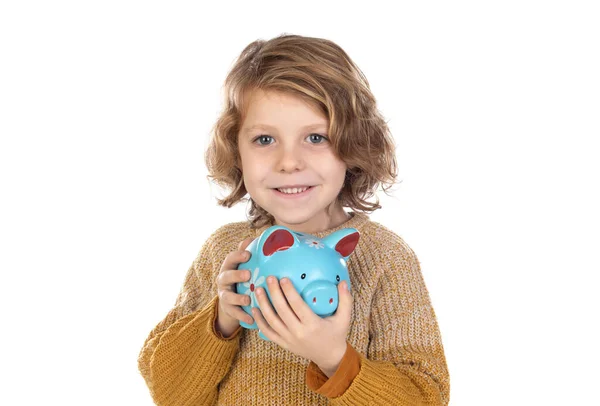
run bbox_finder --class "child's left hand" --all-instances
[252,276,352,374]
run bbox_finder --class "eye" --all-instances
[253,135,274,146]
[251,133,328,146]
[307,134,328,144]
[301,273,306,279]
[336,275,340,282]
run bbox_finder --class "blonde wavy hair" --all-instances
[205,34,400,229]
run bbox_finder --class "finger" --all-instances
[238,237,254,264]
[236,271,257,297]
[219,291,253,323]
[332,281,353,324]
[256,286,287,333]
[251,307,277,342]
[227,306,254,325]
[217,269,251,289]
[238,236,254,250]
[220,249,251,274]
[266,277,301,330]
[279,277,312,324]
[222,290,252,307]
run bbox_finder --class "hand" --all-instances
[252,276,352,373]
[215,237,254,338]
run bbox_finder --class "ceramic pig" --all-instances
[235,225,360,341]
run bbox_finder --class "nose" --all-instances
[277,144,305,172]
[301,280,339,317]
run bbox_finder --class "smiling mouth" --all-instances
[272,185,315,197]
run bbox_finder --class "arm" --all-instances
[306,237,450,405]
[137,232,243,406]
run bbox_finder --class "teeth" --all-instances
[277,186,309,194]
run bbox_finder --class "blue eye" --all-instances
[254,135,273,146]
[252,133,328,146]
[307,134,327,144]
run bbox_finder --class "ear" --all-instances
[335,232,360,257]
[321,228,360,260]
[262,228,295,256]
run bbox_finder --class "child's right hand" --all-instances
[215,237,254,337]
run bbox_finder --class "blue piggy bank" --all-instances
[236,225,360,341]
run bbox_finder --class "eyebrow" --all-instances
[242,123,328,134]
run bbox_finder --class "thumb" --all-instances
[238,236,254,250]
[334,281,353,323]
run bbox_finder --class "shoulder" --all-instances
[363,221,432,310]
[351,219,422,291]
[360,219,419,264]
[201,219,256,259]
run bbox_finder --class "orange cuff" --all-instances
[306,342,362,398]
[210,295,243,341]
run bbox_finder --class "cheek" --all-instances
[335,165,348,188]
[238,149,254,172]
[327,159,347,180]
[239,159,268,187]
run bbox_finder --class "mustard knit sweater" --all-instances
[138,212,450,405]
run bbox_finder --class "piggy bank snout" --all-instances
[301,280,340,317]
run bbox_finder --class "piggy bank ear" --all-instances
[322,228,360,260]
[262,227,296,256]
[335,232,360,257]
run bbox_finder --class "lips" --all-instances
[273,185,315,198]
[276,186,310,193]
[274,185,313,190]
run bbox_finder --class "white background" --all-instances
[1,1,598,405]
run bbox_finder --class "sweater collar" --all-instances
[253,211,369,239]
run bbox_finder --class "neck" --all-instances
[273,205,351,235]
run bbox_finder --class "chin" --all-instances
[269,207,310,220]
[266,206,313,224]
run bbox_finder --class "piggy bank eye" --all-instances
[336,275,340,282]
[301,273,306,279]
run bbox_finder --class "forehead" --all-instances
[241,89,328,132]
[243,122,328,134]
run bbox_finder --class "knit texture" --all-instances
[138,212,450,405]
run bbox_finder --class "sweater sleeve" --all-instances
[308,237,451,405]
[305,341,362,396]
[137,231,243,406]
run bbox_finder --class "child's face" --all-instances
[238,89,348,233]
